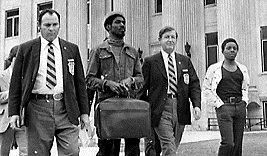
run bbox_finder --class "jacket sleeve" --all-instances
[188,59,201,109]
[131,49,144,91]
[201,65,222,108]
[8,46,23,116]
[136,57,150,101]
[73,45,89,115]
[85,48,106,92]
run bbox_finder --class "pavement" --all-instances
[9,130,221,156]
[9,130,267,156]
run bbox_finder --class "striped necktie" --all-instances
[46,42,57,89]
[168,54,177,94]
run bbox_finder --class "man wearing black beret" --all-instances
[86,11,144,156]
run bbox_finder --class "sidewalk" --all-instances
[9,129,267,155]
[9,130,221,156]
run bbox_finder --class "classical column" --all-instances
[0,0,3,70]
[235,0,257,86]
[90,0,107,49]
[55,0,88,72]
[130,0,149,57]
[20,0,33,42]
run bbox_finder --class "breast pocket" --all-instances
[99,51,113,75]
[125,53,136,76]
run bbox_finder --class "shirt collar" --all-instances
[40,36,60,50]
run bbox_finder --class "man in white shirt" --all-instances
[139,26,201,156]
[9,9,91,156]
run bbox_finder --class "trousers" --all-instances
[154,97,185,156]
[97,138,140,156]
[216,100,246,156]
[26,98,79,156]
[0,126,27,156]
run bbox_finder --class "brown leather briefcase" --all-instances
[95,97,151,139]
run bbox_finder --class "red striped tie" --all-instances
[46,42,57,89]
[168,54,177,94]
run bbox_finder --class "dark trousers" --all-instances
[26,99,79,156]
[97,138,140,156]
[144,128,161,156]
[154,97,185,156]
[216,101,246,156]
[0,126,27,156]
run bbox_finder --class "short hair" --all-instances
[158,26,178,39]
[104,11,125,31]
[38,9,60,25]
[221,38,239,52]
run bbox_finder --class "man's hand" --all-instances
[10,115,21,129]
[80,114,94,138]
[120,77,133,90]
[193,107,201,120]
[105,80,124,95]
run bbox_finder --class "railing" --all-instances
[208,118,267,131]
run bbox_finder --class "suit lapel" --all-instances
[155,52,167,80]
[175,53,182,82]
[31,38,41,80]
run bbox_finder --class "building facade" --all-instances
[1,0,267,130]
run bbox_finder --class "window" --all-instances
[204,0,216,6]
[6,9,19,38]
[111,0,114,11]
[205,32,218,69]
[87,0,90,24]
[155,0,162,13]
[260,26,267,72]
[37,1,52,32]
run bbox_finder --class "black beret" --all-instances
[104,11,125,31]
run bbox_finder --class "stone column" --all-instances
[130,0,149,57]
[64,0,88,72]
[0,0,4,70]
[235,0,257,86]
[90,0,107,49]
[20,0,33,42]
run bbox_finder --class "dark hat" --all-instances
[104,11,125,31]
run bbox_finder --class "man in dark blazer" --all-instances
[139,26,201,156]
[8,9,91,156]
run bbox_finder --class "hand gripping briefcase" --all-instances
[95,97,151,139]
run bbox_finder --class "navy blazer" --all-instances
[8,37,89,125]
[139,52,201,127]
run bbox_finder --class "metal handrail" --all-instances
[208,118,267,131]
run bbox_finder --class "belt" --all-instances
[167,93,177,99]
[222,97,242,104]
[30,93,63,101]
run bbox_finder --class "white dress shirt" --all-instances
[161,49,178,94]
[32,36,63,94]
